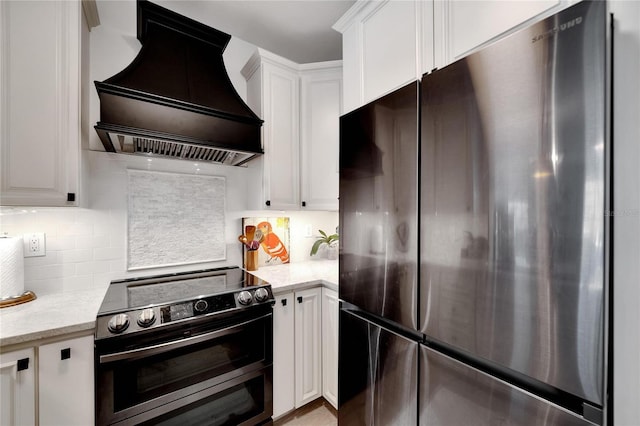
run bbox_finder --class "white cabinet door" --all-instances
[274,287,335,416]
[321,288,338,409]
[294,287,322,407]
[360,1,419,105]
[0,348,36,426]
[0,0,81,206]
[335,0,427,112]
[433,0,568,68]
[273,292,295,418]
[38,335,94,426]
[300,65,342,211]
[243,51,300,210]
[262,63,300,210]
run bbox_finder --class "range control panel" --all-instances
[160,293,236,323]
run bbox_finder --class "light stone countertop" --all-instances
[0,287,108,349]
[247,259,338,294]
[0,260,338,349]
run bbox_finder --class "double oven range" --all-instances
[94,267,274,426]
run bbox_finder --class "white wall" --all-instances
[0,0,338,296]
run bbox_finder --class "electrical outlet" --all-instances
[23,233,46,257]
[304,225,313,238]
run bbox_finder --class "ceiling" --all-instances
[153,0,356,63]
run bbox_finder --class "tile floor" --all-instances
[274,398,337,426]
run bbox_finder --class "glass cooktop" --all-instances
[97,267,268,316]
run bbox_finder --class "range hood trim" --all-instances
[95,82,264,126]
[136,0,229,49]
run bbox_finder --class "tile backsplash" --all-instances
[0,151,338,296]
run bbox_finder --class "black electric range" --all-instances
[95,266,273,341]
[94,266,275,425]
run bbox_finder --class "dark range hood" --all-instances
[94,0,263,166]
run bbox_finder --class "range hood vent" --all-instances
[113,134,256,165]
[94,0,263,167]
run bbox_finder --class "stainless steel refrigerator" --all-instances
[338,1,609,425]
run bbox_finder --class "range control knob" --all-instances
[194,299,208,313]
[237,290,253,306]
[108,314,130,334]
[137,309,156,327]
[254,288,269,303]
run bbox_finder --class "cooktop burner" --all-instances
[95,266,273,340]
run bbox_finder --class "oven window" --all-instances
[112,318,268,411]
[139,375,267,426]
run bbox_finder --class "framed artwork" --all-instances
[241,217,290,267]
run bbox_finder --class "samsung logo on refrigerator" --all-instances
[532,16,583,43]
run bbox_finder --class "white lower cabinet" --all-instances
[39,334,94,426]
[273,292,296,418]
[321,288,338,409]
[273,286,338,418]
[0,333,94,426]
[294,287,322,408]
[0,348,36,425]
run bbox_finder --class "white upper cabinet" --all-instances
[433,0,570,68]
[243,50,342,211]
[335,0,574,111]
[300,64,342,211]
[359,1,419,104]
[243,50,301,210]
[0,0,85,206]
[334,0,432,113]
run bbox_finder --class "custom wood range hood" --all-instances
[94,0,263,166]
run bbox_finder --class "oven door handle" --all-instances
[99,312,272,364]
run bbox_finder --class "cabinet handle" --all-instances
[67,193,76,202]
[302,201,306,207]
[265,200,271,206]
[281,299,287,306]
[17,358,29,371]
[61,348,71,360]
[297,296,303,304]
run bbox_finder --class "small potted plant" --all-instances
[310,229,339,260]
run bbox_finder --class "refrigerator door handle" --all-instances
[341,306,423,343]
